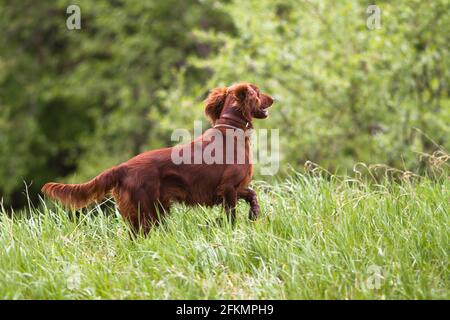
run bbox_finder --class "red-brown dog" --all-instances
[42,83,274,234]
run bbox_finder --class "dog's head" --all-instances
[204,83,274,125]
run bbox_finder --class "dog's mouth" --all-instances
[253,104,272,119]
[253,94,274,119]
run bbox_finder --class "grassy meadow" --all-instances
[1,171,448,299]
[1,0,449,301]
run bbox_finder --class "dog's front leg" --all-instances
[238,188,260,220]
[222,186,237,225]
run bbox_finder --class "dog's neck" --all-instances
[215,105,252,130]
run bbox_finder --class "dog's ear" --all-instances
[233,83,259,121]
[204,87,227,124]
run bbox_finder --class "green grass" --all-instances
[0,173,448,299]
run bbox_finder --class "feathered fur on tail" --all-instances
[41,166,124,209]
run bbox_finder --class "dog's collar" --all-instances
[213,123,242,130]
[215,112,251,130]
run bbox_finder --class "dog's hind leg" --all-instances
[114,190,141,235]
[115,188,159,236]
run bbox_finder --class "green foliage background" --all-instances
[0,0,449,208]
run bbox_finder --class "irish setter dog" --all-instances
[42,83,274,234]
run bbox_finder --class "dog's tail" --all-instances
[41,166,125,209]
